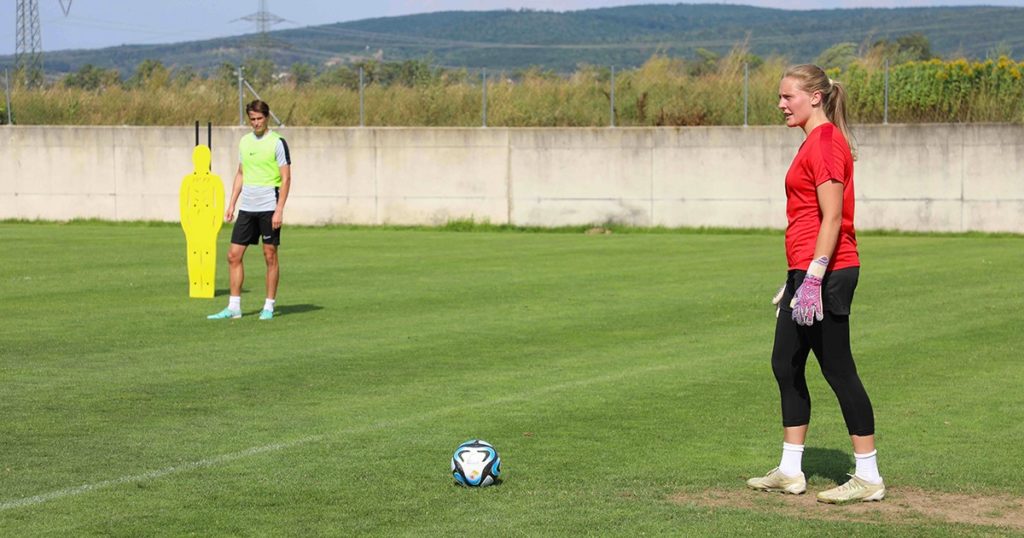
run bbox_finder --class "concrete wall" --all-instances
[1,124,1021,232]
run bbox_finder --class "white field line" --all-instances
[1,362,676,512]
[0,437,323,511]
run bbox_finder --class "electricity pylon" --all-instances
[15,0,73,85]
[15,0,43,82]
[236,0,287,48]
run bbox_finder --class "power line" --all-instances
[233,0,289,43]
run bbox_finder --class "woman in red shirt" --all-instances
[746,64,885,504]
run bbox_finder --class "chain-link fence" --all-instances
[4,58,1023,126]
[226,59,905,129]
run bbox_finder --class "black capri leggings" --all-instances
[772,269,875,436]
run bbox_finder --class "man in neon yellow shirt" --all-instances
[208,100,291,320]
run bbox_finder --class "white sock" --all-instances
[855,450,882,483]
[228,296,241,312]
[779,442,804,477]
[263,298,276,312]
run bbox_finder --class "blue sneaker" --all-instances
[207,308,241,320]
[259,309,274,320]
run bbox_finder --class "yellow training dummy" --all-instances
[179,145,224,298]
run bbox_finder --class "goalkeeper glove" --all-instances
[790,256,829,326]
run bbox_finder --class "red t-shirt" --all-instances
[784,123,859,271]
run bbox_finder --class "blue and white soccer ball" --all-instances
[451,439,501,487]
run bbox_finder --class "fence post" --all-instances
[359,67,365,127]
[482,68,488,128]
[241,78,284,127]
[4,69,11,125]
[883,58,889,125]
[610,66,616,127]
[237,65,245,126]
[743,62,749,127]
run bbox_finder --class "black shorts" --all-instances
[231,210,281,246]
[778,266,859,316]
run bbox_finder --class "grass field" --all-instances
[2,222,1022,536]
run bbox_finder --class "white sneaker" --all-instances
[746,467,806,494]
[817,474,886,504]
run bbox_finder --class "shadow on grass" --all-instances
[215,288,248,298]
[804,447,855,485]
[274,304,323,317]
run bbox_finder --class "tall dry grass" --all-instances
[3,52,1022,126]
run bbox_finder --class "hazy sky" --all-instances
[1,0,1022,55]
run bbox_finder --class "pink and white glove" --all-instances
[790,256,829,326]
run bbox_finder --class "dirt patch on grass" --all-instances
[670,487,1024,530]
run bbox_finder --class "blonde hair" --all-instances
[783,64,857,160]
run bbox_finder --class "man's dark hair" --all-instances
[245,100,270,116]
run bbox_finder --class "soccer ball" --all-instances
[451,439,501,487]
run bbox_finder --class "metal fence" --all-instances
[237,66,285,127]
[231,62,898,129]
[0,61,923,128]
[3,69,13,125]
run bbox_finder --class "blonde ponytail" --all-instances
[783,65,857,160]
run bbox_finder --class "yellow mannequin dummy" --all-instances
[179,145,225,298]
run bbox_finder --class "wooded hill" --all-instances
[8,4,1024,74]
